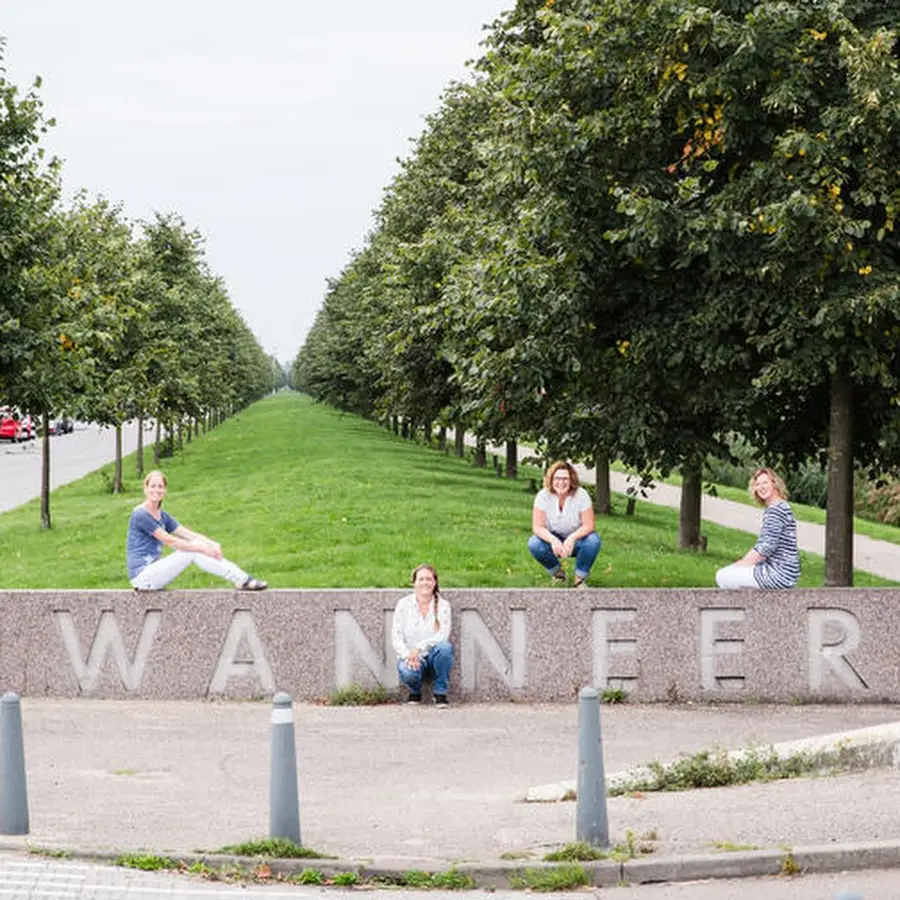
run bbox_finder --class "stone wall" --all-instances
[0,588,895,702]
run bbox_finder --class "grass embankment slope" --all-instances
[0,392,892,589]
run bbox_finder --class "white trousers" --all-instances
[715,563,759,589]
[131,550,248,591]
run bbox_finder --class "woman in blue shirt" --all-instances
[126,470,267,591]
[715,468,800,589]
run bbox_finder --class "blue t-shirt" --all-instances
[126,507,180,579]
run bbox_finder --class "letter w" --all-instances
[55,610,161,693]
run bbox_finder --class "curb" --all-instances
[5,838,900,889]
[526,721,900,802]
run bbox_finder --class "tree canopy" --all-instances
[295,0,900,583]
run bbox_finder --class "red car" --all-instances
[0,407,36,442]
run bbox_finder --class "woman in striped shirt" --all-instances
[715,468,801,589]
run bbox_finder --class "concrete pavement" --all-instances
[2,699,899,888]
[0,421,148,514]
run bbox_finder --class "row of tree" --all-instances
[294,0,900,585]
[0,43,277,527]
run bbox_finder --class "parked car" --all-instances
[0,407,36,442]
[48,417,74,435]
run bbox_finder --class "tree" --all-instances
[65,195,145,494]
[0,43,59,402]
[602,0,900,579]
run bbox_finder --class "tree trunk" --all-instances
[136,416,145,478]
[678,459,703,550]
[438,426,447,452]
[401,419,409,439]
[177,420,184,451]
[454,426,465,458]
[473,437,487,468]
[40,412,51,530]
[593,447,612,515]
[113,424,123,493]
[154,419,161,465]
[825,371,854,586]
[505,440,518,479]
[423,421,432,444]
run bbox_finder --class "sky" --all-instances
[0,1,512,365]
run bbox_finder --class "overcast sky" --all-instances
[0,1,511,365]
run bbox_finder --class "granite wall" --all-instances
[0,588,895,702]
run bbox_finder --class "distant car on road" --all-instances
[0,407,36,442]
[48,417,74,435]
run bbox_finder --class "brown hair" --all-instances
[544,460,580,494]
[749,467,788,505]
[411,563,441,631]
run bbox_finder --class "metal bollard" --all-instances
[576,686,609,847]
[269,692,301,844]
[0,693,29,835]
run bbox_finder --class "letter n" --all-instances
[334,610,396,689]
[460,609,526,692]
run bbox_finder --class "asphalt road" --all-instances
[0,856,891,899]
[0,421,148,513]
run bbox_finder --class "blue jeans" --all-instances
[397,641,454,696]
[527,532,602,579]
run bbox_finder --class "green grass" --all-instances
[371,869,476,890]
[543,842,608,862]
[607,742,871,796]
[0,392,894,588]
[217,838,329,858]
[510,865,589,891]
[326,683,395,705]
[116,854,180,871]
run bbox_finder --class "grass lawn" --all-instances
[0,392,893,589]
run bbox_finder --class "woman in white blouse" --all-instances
[528,460,602,588]
[391,563,453,705]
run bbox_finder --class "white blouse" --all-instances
[391,592,452,658]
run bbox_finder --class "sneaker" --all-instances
[407,692,422,704]
[551,569,567,585]
[433,694,449,707]
[573,575,587,589]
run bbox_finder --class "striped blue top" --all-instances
[753,499,801,589]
